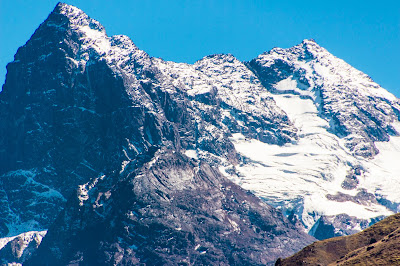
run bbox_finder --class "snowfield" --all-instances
[228,85,398,231]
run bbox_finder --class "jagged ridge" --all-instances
[0,2,313,264]
[249,39,400,158]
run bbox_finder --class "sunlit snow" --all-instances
[227,76,399,231]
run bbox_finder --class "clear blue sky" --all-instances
[1,0,399,97]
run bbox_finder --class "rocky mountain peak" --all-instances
[242,40,400,242]
[300,38,323,52]
[54,2,106,33]
[0,1,153,239]
[199,53,237,63]
[249,40,400,158]
[261,39,323,66]
[0,3,314,264]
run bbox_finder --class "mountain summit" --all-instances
[1,2,399,264]
[1,3,312,264]
[250,38,399,158]
[245,37,400,238]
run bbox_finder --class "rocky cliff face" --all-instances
[0,3,314,264]
[0,230,46,264]
[27,150,314,265]
[0,3,163,238]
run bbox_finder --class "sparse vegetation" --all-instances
[277,213,400,265]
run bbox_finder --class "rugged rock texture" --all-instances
[0,3,313,264]
[234,39,400,238]
[276,213,400,265]
[155,53,297,146]
[0,2,157,237]
[308,214,385,241]
[27,150,314,265]
[0,3,298,240]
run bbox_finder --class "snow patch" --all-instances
[184,149,198,160]
[77,174,105,206]
[0,230,47,255]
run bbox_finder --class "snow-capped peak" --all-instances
[241,40,400,237]
[55,2,106,33]
[300,38,323,51]
[250,40,400,158]
[47,3,152,85]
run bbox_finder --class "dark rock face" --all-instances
[27,151,314,265]
[0,3,161,236]
[309,216,336,240]
[0,2,313,264]
[308,213,386,241]
[341,166,363,190]
[0,2,298,238]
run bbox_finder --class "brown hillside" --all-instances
[276,213,400,265]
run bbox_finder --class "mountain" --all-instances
[1,2,399,264]
[276,212,400,265]
[240,39,400,238]
[250,39,400,157]
[0,3,313,264]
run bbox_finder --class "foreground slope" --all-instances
[277,213,400,265]
[0,3,314,264]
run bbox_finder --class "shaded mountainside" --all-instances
[0,2,297,239]
[0,231,46,265]
[0,2,313,264]
[277,213,400,265]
